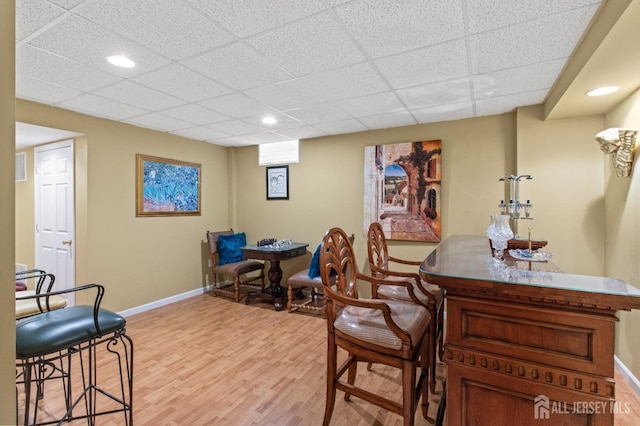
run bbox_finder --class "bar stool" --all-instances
[15,283,133,425]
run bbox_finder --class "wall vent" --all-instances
[15,263,28,274]
[16,152,26,182]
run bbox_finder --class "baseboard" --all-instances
[615,354,640,397]
[117,284,213,318]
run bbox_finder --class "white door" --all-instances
[35,139,75,305]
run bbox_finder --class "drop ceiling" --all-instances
[16,0,608,147]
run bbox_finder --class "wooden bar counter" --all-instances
[419,235,640,426]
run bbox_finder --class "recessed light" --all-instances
[107,55,135,68]
[585,86,619,97]
[262,116,277,125]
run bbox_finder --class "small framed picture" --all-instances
[266,165,289,200]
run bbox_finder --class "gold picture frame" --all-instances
[136,154,201,217]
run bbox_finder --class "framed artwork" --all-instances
[136,154,201,217]
[266,165,289,200]
[363,140,442,242]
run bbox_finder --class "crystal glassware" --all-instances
[486,214,514,261]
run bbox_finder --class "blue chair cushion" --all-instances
[16,306,126,358]
[307,244,322,279]
[218,232,247,266]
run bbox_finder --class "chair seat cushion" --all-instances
[214,259,263,275]
[288,269,323,288]
[15,290,68,319]
[16,306,126,358]
[334,299,429,351]
[377,275,443,306]
[16,282,27,292]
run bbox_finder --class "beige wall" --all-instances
[602,88,640,375]
[16,99,231,311]
[516,105,605,275]
[233,113,516,285]
[1,1,15,422]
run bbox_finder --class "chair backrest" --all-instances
[15,269,54,293]
[320,227,360,301]
[367,222,390,273]
[206,229,234,266]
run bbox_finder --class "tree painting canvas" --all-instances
[136,154,201,217]
[363,140,442,242]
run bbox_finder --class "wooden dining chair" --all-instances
[206,230,265,302]
[366,221,444,394]
[319,227,432,426]
[286,234,354,317]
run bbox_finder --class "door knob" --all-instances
[62,240,72,245]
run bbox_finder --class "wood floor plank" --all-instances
[16,293,640,425]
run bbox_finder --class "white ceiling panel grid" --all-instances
[15,0,605,147]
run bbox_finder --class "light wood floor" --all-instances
[17,292,640,425]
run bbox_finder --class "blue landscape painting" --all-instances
[142,158,200,213]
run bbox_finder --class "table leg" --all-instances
[245,260,288,311]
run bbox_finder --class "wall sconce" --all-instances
[595,128,638,177]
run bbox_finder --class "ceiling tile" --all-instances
[475,89,548,117]
[242,112,302,131]
[17,45,122,92]
[313,118,368,134]
[470,5,600,74]
[59,93,148,120]
[185,0,325,38]
[276,125,327,140]
[334,0,465,58]
[467,0,601,34]
[124,113,193,132]
[206,119,266,136]
[171,126,231,141]
[47,0,85,9]
[16,73,81,104]
[198,93,277,119]
[374,39,469,89]
[472,59,566,100]
[247,12,365,77]
[283,103,352,124]
[93,80,187,111]
[396,78,472,110]
[357,111,417,130]
[183,42,293,91]
[243,80,317,111]
[298,62,390,103]
[211,135,255,147]
[132,63,233,103]
[241,131,292,144]
[160,104,230,126]
[16,0,65,41]
[26,14,171,78]
[76,0,236,60]
[336,91,407,117]
[411,101,474,124]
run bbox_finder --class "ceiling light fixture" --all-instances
[585,86,619,97]
[262,116,277,125]
[107,55,135,68]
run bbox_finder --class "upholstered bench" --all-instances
[15,290,68,319]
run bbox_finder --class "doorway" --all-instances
[34,139,76,305]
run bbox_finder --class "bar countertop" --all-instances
[419,235,640,310]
